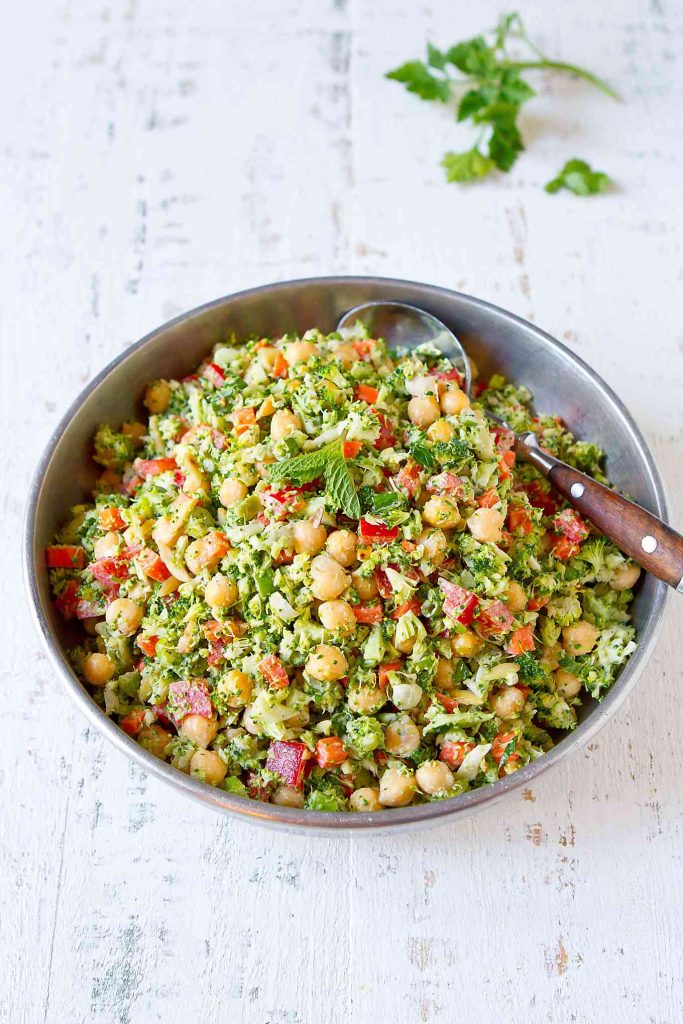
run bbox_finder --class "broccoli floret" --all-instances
[93,424,137,471]
[345,715,384,755]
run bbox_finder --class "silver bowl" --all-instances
[24,277,668,834]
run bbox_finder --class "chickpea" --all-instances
[217,669,253,708]
[435,656,459,690]
[379,766,417,807]
[257,345,279,371]
[242,704,260,736]
[542,644,562,671]
[219,477,248,507]
[490,686,526,719]
[83,652,115,687]
[349,787,382,812]
[326,529,357,568]
[348,686,385,714]
[610,562,641,591]
[467,507,504,543]
[352,571,378,602]
[284,340,319,366]
[181,454,208,495]
[418,527,448,566]
[138,724,172,759]
[562,620,600,656]
[416,760,454,796]
[205,573,239,611]
[408,395,441,430]
[332,343,357,369]
[426,418,454,443]
[272,784,305,808]
[144,379,171,414]
[422,496,462,529]
[121,421,147,441]
[440,388,471,416]
[384,716,421,757]
[319,599,356,635]
[554,668,582,699]
[310,554,349,601]
[305,644,348,682]
[394,623,418,654]
[270,409,302,440]
[506,580,527,613]
[94,531,121,560]
[106,598,143,636]
[451,629,484,658]
[180,714,219,749]
[190,749,227,786]
[293,520,327,556]
[185,532,228,576]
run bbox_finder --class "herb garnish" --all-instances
[268,439,361,519]
[386,12,616,187]
[545,159,611,196]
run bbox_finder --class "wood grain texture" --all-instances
[2,1,682,1022]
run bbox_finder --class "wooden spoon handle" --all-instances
[516,432,683,591]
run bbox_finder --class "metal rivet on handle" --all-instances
[641,535,657,553]
[570,482,585,498]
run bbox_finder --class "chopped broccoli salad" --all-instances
[47,329,640,812]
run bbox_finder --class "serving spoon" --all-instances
[337,300,683,592]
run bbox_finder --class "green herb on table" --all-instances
[545,158,611,196]
[386,12,616,187]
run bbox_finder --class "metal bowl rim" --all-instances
[23,275,670,834]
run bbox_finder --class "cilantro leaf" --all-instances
[545,159,611,196]
[442,147,495,182]
[385,60,450,102]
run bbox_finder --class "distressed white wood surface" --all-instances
[2,0,682,1021]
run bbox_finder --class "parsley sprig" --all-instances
[545,158,611,196]
[386,12,616,186]
[268,439,361,519]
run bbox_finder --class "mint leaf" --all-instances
[324,445,361,519]
[545,159,611,195]
[385,60,451,102]
[268,446,330,486]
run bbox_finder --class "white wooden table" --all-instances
[3,1,682,1021]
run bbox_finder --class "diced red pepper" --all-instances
[434,692,459,713]
[202,361,226,387]
[261,486,307,519]
[378,661,402,688]
[76,597,106,620]
[359,519,399,543]
[245,771,272,803]
[231,407,256,434]
[426,472,465,497]
[46,545,85,570]
[391,598,422,619]
[352,338,377,360]
[438,579,479,626]
[498,450,516,480]
[125,475,143,496]
[266,740,308,788]
[507,506,533,536]
[523,481,557,517]
[553,508,590,544]
[98,507,126,531]
[167,678,214,723]
[54,579,80,619]
[135,548,171,582]
[493,427,515,453]
[355,383,379,404]
[476,600,515,637]
[374,566,392,599]
[343,440,363,459]
[491,731,517,764]
[272,352,289,379]
[314,736,347,770]
[428,367,464,387]
[440,739,475,769]
[527,594,549,611]
[352,603,383,624]
[120,708,146,736]
[506,624,535,656]
[550,535,580,561]
[477,488,500,509]
[137,634,159,657]
[90,556,130,589]
[259,654,290,690]
[395,460,421,498]
[136,458,177,479]
[372,411,396,451]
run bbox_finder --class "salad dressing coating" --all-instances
[47,328,639,811]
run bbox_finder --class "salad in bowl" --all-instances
[45,327,639,812]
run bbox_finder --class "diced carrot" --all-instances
[272,352,289,378]
[259,654,290,689]
[352,604,383,624]
[507,507,533,536]
[352,339,377,360]
[137,635,159,657]
[231,407,256,434]
[314,736,347,769]
[506,624,535,656]
[136,549,172,583]
[98,507,126,531]
[120,709,146,736]
[391,598,422,619]
[477,488,500,509]
[355,383,379,403]
[378,661,402,688]
[343,440,363,459]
